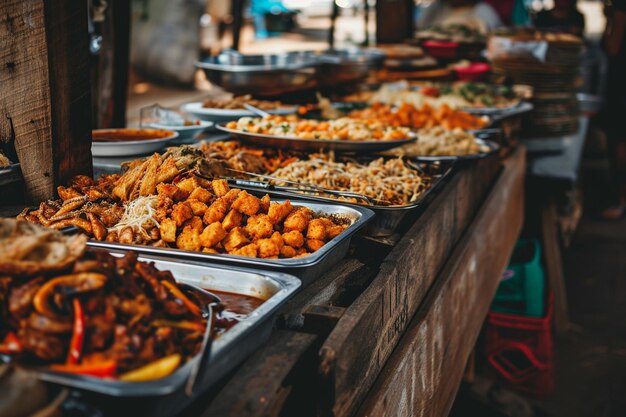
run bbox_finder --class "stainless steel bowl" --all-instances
[316,48,385,87]
[195,50,319,96]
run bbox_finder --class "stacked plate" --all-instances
[489,32,583,137]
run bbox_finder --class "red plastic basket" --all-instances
[485,293,554,396]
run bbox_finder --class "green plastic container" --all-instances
[492,240,545,317]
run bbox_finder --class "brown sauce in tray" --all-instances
[92,129,174,142]
[198,290,266,335]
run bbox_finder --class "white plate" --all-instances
[146,120,213,143]
[181,102,297,122]
[91,129,179,157]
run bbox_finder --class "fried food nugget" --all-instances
[231,191,260,216]
[156,157,180,184]
[269,231,284,249]
[327,224,346,239]
[280,245,297,258]
[211,179,230,197]
[155,196,174,222]
[199,222,227,248]
[189,187,213,203]
[232,243,259,258]
[156,183,190,202]
[176,177,203,194]
[268,201,293,224]
[118,227,134,244]
[306,218,327,240]
[202,247,219,254]
[171,202,194,227]
[184,216,204,232]
[260,194,271,213]
[282,230,304,248]
[223,227,250,252]
[203,198,229,224]
[187,199,209,216]
[306,239,325,252]
[159,218,177,243]
[222,189,241,205]
[245,214,274,240]
[257,238,280,258]
[176,224,201,251]
[283,207,312,232]
[222,209,242,231]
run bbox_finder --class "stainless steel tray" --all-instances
[36,251,300,416]
[215,122,417,153]
[410,138,500,162]
[233,160,455,237]
[88,200,374,286]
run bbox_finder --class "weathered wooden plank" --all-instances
[355,147,526,417]
[318,157,501,417]
[0,0,92,202]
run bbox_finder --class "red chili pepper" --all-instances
[67,298,84,365]
[0,331,22,354]
[421,86,440,97]
[50,360,117,378]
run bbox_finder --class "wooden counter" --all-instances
[187,147,526,417]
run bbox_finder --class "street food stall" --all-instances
[2,2,587,416]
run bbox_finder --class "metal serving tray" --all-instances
[409,138,500,162]
[88,200,374,286]
[215,122,417,153]
[37,251,300,417]
[233,159,455,237]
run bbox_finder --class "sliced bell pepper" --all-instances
[67,298,84,365]
[119,353,182,382]
[151,319,205,332]
[161,280,202,317]
[50,360,117,378]
[0,331,22,354]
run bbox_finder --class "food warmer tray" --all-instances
[232,159,455,237]
[215,122,417,153]
[409,137,500,163]
[88,200,374,286]
[33,251,300,417]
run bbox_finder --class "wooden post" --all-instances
[375,0,415,44]
[0,0,92,203]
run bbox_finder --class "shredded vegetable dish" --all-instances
[270,154,429,206]
[383,127,490,157]
[225,115,412,142]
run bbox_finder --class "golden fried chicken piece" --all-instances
[260,194,271,213]
[176,224,201,251]
[157,183,190,202]
[269,231,284,250]
[245,214,274,240]
[306,239,325,252]
[223,227,250,252]
[155,196,174,222]
[222,189,241,205]
[118,227,134,244]
[231,191,260,216]
[199,222,227,248]
[189,187,212,203]
[222,209,242,231]
[160,218,177,243]
[257,238,280,258]
[306,218,327,240]
[211,179,230,197]
[171,202,194,227]
[156,157,180,184]
[268,201,293,224]
[187,199,208,216]
[232,243,259,258]
[280,245,297,258]
[139,153,160,197]
[283,207,312,232]
[327,224,346,239]
[57,185,82,201]
[176,177,203,194]
[183,216,204,233]
[282,230,304,248]
[202,247,219,254]
[203,198,229,224]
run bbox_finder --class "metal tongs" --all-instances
[226,168,389,205]
[181,284,222,396]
